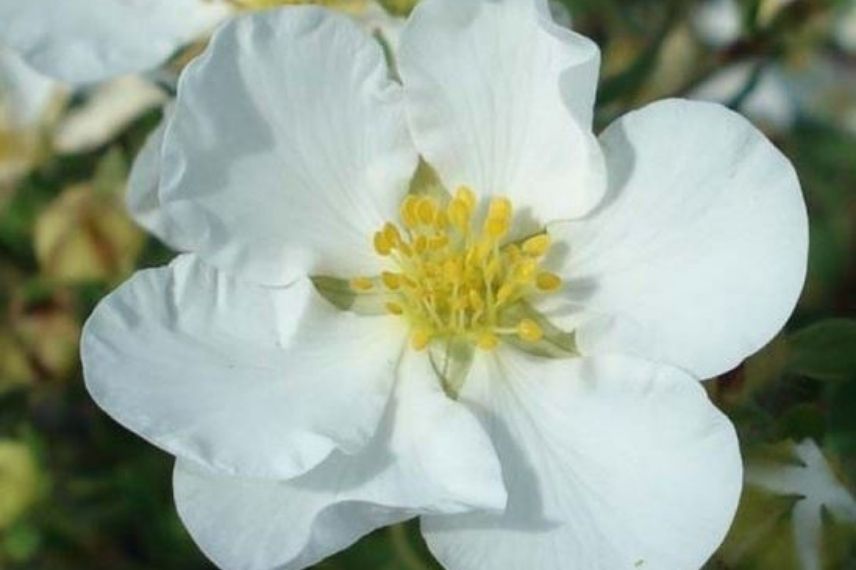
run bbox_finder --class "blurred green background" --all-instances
[1,0,854,568]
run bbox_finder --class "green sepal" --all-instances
[376,0,419,17]
[429,336,476,400]
[499,300,579,359]
[408,159,450,202]
[310,276,390,316]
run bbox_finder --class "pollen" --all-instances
[349,188,562,351]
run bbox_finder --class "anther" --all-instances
[522,234,551,256]
[349,277,374,291]
[411,329,432,351]
[401,195,420,227]
[386,302,404,315]
[374,231,392,256]
[476,331,499,350]
[455,186,476,211]
[416,197,437,226]
[536,272,562,291]
[517,319,544,342]
[382,271,401,290]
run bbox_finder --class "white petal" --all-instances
[82,255,404,479]
[0,48,61,128]
[398,0,605,223]
[423,350,742,570]
[53,75,166,154]
[546,99,808,379]
[126,108,201,252]
[159,8,417,285]
[173,349,505,570]
[0,0,230,84]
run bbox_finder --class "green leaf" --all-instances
[821,507,856,569]
[717,485,801,570]
[787,319,856,381]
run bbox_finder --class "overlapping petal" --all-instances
[398,0,605,225]
[546,99,808,379]
[423,350,742,570]
[82,255,404,479]
[158,8,417,285]
[0,0,230,84]
[126,106,202,252]
[173,350,505,570]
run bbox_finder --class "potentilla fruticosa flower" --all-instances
[81,0,809,569]
[0,0,403,85]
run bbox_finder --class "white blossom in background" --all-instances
[80,1,808,569]
[0,0,405,85]
[689,0,856,134]
[0,47,170,173]
[747,440,856,570]
[0,48,62,186]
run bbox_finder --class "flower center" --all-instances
[350,187,563,351]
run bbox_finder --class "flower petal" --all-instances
[398,0,605,223]
[423,350,742,570]
[159,8,417,285]
[0,48,60,128]
[0,0,230,84]
[546,99,808,379]
[173,349,505,570]
[126,107,200,252]
[81,255,403,479]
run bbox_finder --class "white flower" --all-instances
[0,47,166,174]
[0,48,62,185]
[746,440,856,570]
[0,0,404,85]
[82,1,808,569]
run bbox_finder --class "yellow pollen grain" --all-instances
[416,197,437,226]
[411,329,432,351]
[374,232,392,256]
[455,186,476,211]
[517,319,544,342]
[536,272,562,291]
[522,234,551,256]
[386,302,404,315]
[350,277,374,291]
[401,195,420,228]
[382,271,401,290]
[476,331,499,350]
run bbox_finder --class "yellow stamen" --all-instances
[346,191,561,350]
[386,302,404,315]
[382,271,401,290]
[476,331,499,351]
[350,277,374,291]
[411,329,432,351]
[374,232,392,256]
[536,272,562,291]
[517,319,544,342]
[522,234,551,257]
